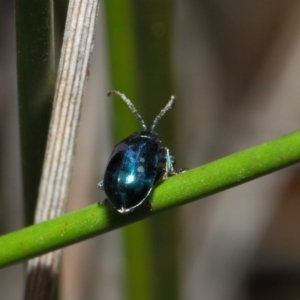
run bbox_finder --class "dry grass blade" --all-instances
[24,0,100,299]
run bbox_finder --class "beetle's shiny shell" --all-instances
[103,131,163,213]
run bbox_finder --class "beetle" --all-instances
[98,90,178,214]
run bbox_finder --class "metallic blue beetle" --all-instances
[98,90,176,214]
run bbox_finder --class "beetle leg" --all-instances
[98,181,104,190]
[160,147,176,178]
[177,167,189,173]
[97,181,107,205]
[146,199,153,211]
[98,198,107,206]
[165,148,175,177]
[160,148,188,178]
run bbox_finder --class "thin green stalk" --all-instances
[15,0,55,224]
[104,0,139,141]
[104,1,154,299]
[0,130,299,268]
[132,1,178,299]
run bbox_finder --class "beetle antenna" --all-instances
[108,90,147,130]
[151,95,176,131]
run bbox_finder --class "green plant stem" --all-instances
[0,130,300,268]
